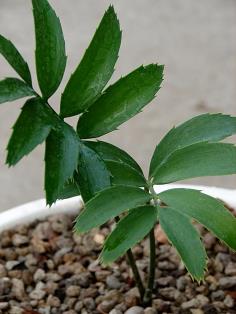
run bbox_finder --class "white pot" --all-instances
[0,184,235,232]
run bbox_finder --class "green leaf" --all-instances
[101,205,157,264]
[57,178,80,200]
[159,206,207,281]
[105,160,147,187]
[77,142,111,202]
[77,64,164,138]
[75,185,152,233]
[7,97,55,165]
[0,34,32,85]
[150,113,236,178]
[0,78,35,104]
[32,0,66,99]
[45,124,79,205]
[84,140,143,174]
[159,188,236,251]
[152,142,236,184]
[60,5,121,117]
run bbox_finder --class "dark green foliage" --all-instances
[60,6,121,117]
[32,0,66,99]
[101,205,157,264]
[77,142,111,202]
[1,0,236,300]
[159,206,207,281]
[75,186,152,233]
[77,64,164,138]
[0,78,35,104]
[44,124,79,205]
[0,34,32,85]
[7,97,55,165]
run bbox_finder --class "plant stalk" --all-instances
[143,227,156,305]
[114,216,145,300]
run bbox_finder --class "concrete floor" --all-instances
[0,0,236,211]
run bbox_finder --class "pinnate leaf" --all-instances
[105,160,147,187]
[0,34,32,85]
[159,206,207,281]
[101,205,157,264]
[7,97,55,166]
[75,185,152,233]
[152,142,236,184]
[150,113,236,179]
[77,143,111,202]
[84,140,142,173]
[159,188,236,250]
[77,64,164,138]
[0,78,35,104]
[32,0,66,99]
[60,5,121,117]
[45,124,79,205]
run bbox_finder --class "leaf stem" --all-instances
[143,227,156,305]
[115,216,145,300]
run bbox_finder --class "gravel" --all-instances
[0,213,236,313]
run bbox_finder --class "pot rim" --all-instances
[0,184,235,232]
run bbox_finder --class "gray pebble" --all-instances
[0,303,8,310]
[106,275,122,289]
[66,285,80,297]
[109,310,123,314]
[124,306,144,314]
[219,276,236,289]
[12,234,29,246]
[224,295,234,308]
[33,268,46,282]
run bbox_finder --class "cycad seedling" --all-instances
[1,0,236,305]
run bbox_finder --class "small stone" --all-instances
[66,285,80,297]
[196,294,209,307]
[5,260,21,271]
[11,278,25,300]
[159,287,181,301]
[0,277,11,295]
[33,268,46,282]
[153,299,171,312]
[224,262,236,275]
[190,310,203,314]
[219,276,236,289]
[63,311,77,314]
[29,281,46,300]
[74,301,83,311]
[156,276,175,286]
[109,310,122,314]
[203,233,216,249]
[224,295,234,308]
[106,275,122,289]
[94,233,105,244]
[144,308,157,314]
[84,297,96,310]
[12,234,29,246]
[98,300,117,313]
[158,261,176,270]
[47,295,61,307]
[181,298,199,309]
[124,306,144,314]
[0,303,8,310]
[96,270,112,282]
[46,272,62,282]
[9,307,23,314]
[0,265,7,278]
[176,276,188,291]
[211,290,225,301]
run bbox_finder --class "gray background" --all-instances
[0,0,236,211]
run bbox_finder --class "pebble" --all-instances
[0,265,6,278]
[0,303,8,310]
[46,295,61,307]
[181,298,200,309]
[9,307,23,314]
[224,295,234,308]
[11,278,25,300]
[12,234,29,246]
[84,297,96,310]
[109,310,123,314]
[97,300,117,313]
[124,306,144,314]
[219,276,236,289]
[106,275,122,289]
[66,285,80,297]
[224,262,236,275]
[144,308,156,314]
[5,260,21,271]
[34,268,46,282]
[156,276,175,286]
[29,282,46,300]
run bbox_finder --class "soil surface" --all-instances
[0,213,236,314]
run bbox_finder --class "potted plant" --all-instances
[1,0,236,313]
